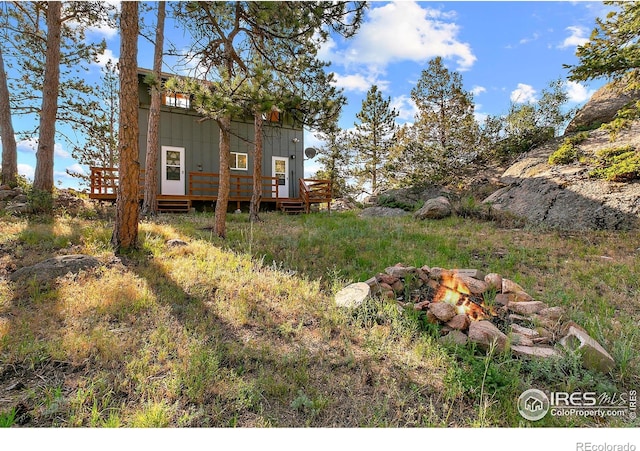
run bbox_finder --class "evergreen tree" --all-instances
[482,79,575,163]
[351,84,398,194]
[141,1,166,217]
[404,57,479,184]
[111,2,139,252]
[565,1,640,86]
[4,1,115,193]
[66,60,119,187]
[314,125,353,198]
[0,44,17,186]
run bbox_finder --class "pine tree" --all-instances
[111,1,139,252]
[141,2,166,217]
[67,60,119,187]
[351,85,398,194]
[404,57,479,184]
[0,44,17,186]
[565,1,640,86]
[3,1,115,193]
[314,125,352,198]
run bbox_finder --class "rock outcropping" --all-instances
[565,78,640,133]
[483,123,640,230]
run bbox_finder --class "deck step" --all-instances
[157,198,191,213]
[279,200,306,214]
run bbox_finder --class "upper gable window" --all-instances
[262,109,280,123]
[163,92,191,109]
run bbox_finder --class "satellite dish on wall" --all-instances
[304,147,317,159]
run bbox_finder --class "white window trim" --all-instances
[230,152,248,171]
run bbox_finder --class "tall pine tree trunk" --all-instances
[112,1,139,252]
[249,111,263,222]
[214,115,231,238]
[0,45,17,187]
[141,1,165,217]
[33,1,61,193]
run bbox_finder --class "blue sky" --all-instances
[3,1,614,190]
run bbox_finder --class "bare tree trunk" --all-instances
[0,45,17,187]
[214,116,231,238]
[33,1,61,193]
[141,1,166,217]
[249,111,263,222]
[112,1,139,252]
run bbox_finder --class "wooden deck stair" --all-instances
[157,198,191,213]
[278,199,306,214]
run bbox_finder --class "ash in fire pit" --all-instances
[336,263,616,374]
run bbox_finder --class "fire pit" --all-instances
[335,263,616,373]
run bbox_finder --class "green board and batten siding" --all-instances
[137,73,304,199]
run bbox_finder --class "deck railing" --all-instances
[299,178,332,213]
[89,166,145,198]
[189,172,279,201]
[89,166,280,201]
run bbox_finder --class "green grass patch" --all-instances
[1,211,639,427]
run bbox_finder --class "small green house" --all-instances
[89,69,330,213]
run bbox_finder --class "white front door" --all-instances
[161,146,185,195]
[272,156,289,198]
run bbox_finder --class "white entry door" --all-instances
[272,156,289,198]
[161,146,185,195]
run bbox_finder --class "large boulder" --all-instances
[565,78,640,133]
[376,185,453,211]
[9,254,101,286]
[413,196,452,220]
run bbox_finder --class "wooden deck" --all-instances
[89,166,332,213]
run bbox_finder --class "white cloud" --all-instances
[566,81,596,103]
[18,164,34,180]
[510,83,537,104]
[65,164,86,176]
[326,1,476,71]
[471,86,487,97]
[94,48,118,68]
[55,143,70,159]
[559,26,589,49]
[519,32,540,45]
[390,95,418,122]
[331,71,389,93]
[17,138,37,154]
[332,73,375,93]
[87,22,118,41]
[16,139,70,158]
[85,1,119,40]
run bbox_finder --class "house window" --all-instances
[262,109,280,123]
[230,152,248,170]
[163,92,190,109]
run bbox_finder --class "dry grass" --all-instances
[0,210,638,428]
